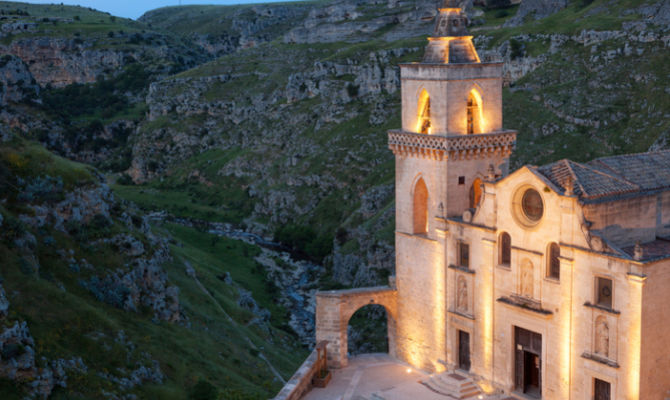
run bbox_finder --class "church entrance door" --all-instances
[458,330,470,371]
[595,379,611,400]
[514,327,541,398]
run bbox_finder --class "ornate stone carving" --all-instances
[520,258,534,298]
[595,316,609,358]
[388,130,516,160]
[457,275,468,312]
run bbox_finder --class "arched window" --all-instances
[466,91,481,134]
[413,178,428,234]
[499,232,511,266]
[469,178,482,209]
[547,242,560,280]
[417,89,431,134]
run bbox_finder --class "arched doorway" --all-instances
[347,304,389,355]
[315,287,397,368]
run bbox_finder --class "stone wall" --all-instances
[640,261,670,399]
[272,346,320,400]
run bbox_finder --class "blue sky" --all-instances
[15,0,294,20]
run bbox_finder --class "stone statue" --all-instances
[595,316,609,357]
[457,276,468,312]
[520,259,533,298]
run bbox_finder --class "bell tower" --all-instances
[389,0,516,372]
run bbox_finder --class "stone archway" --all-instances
[315,286,397,368]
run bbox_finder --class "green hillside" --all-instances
[0,0,668,396]
[0,135,305,399]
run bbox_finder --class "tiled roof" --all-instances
[621,237,670,262]
[535,150,670,202]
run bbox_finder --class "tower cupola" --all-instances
[423,0,480,64]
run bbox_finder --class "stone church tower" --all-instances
[389,0,516,371]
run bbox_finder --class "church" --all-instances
[300,1,670,399]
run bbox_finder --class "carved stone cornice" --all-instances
[388,129,516,160]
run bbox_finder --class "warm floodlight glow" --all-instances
[467,89,484,134]
[416,89,431,134]
[406,368,412,373]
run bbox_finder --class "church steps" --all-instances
[420,372,482,399]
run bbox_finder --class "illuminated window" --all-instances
[469,178,482,209]
[458,242,470,268]
[547,242,560,280]
[417,89,431,134]
[499,232,511,266]
[466,92,481,134]
[596,277,613,309]
[413,178,428,234]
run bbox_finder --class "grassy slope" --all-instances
[139,2,318,36]
[0,1,146,45]
[0,137,305,399]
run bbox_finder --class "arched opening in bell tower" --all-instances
[417,89,431,134]
[466,90,483,134]
[413,178,428,234]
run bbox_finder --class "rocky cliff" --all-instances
[0,0,669,394]
[124,0,670,296]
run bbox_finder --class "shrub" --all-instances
[189,379,219,400]
[346,83,359,98]
[116,173,134,186]
[17,175,64,203]
[80,276,130,309]
[274,224,333,262]
[509,38,525,60]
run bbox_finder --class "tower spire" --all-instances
[422,0,479,64]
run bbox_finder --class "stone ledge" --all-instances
[447,309,475,320]
[581,352,620,369]
[497,296,553,317]
[448,264,475,274]
[583,302,621,315]
[316,286,397,298]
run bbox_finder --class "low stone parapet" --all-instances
[272,341,327,400]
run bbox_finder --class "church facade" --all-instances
[314,1,670,399]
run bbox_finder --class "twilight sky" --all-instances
[16,0,294,20]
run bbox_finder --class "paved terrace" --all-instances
[302,353,512,400]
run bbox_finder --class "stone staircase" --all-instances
[420,371,482,399]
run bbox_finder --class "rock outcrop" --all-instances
[504,0,568,26]
[0,54,38,105]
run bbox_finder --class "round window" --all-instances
[521,189,543,222]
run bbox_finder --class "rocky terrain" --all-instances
[124,0,670,290]
[0,0,668,396]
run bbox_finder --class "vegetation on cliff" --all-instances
[0,0,668,396]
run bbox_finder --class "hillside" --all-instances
[126,0,670,288]
[0,0,668,397]
[0,133,307,399]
